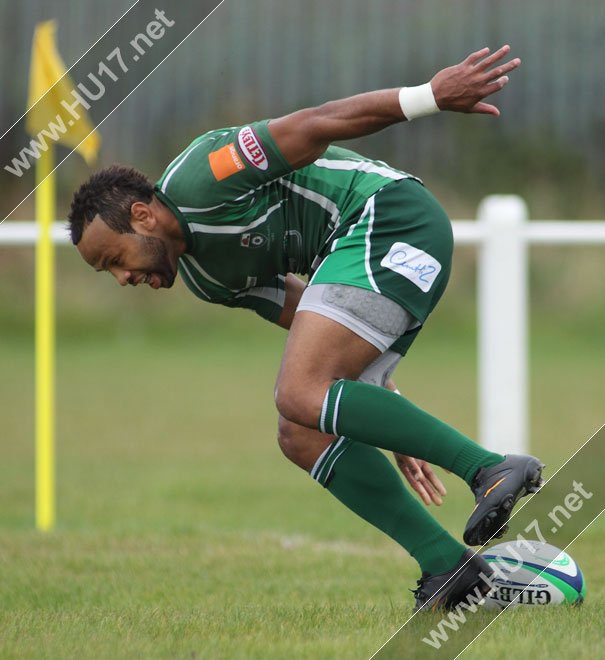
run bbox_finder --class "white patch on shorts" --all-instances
[380,242,441,293]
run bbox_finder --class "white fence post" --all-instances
[477,196,529,454]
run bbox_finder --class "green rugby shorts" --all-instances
[309,178,453,355]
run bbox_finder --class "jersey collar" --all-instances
[153,187,194,253]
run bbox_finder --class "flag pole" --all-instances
[35,146,56,532]
[28,20,100,531]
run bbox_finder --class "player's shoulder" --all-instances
[155,119,290,212]
[170,121,273,159]
[197,125,242,147]
[154,126,242,204]
[163,125,242,172]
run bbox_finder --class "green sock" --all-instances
[320,380,504,485]
[312,438,466,576]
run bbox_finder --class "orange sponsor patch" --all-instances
[208,143,245,181]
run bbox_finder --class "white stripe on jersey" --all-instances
[182,254,236,292]
[313,158,415,181]
[277,178,340,227]
[235,275,286,307]
[187,200,284,235]
[179,259,211,299]
[179,203,228,214]
[161,142,205,194]
[329,194,370,254]
[178,180,276,215]
[364,196,380,293]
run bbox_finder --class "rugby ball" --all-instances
[481,540,585,609]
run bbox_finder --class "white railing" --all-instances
[2,197,605,454]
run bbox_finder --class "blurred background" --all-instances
[2,0,605,218]
[1,2,604,657]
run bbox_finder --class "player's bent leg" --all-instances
[276,416,470,582]
[275,283,416,427]
[277,349,402,474]
[276,342,469,586]
[276,285,505,483]
[274,310,381,427]
[277,348,403,472]
[277,282,545,555]
[276,290,498,605]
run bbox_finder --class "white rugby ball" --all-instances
[481,540,585,609]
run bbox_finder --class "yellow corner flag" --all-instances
[27,20,100,162]
[27,22,100,532]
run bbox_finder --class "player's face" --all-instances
[77,215,178,289]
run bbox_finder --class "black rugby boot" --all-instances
[463,454,545,546]
[412,549,494,612]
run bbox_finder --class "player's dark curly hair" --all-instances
[68,164,154,245]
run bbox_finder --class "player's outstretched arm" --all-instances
[269,44,520,169]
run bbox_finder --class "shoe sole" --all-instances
[464,459,545,546]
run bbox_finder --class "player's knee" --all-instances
[277,417,305,467]
[277,416,332,472]
[274,384,303,425]
[274,375,327,428]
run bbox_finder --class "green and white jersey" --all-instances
[154,120,420,323]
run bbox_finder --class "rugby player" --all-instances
[68,45,544,610]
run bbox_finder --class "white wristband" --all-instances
[398,83,440,121]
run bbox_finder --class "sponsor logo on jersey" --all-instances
[208,143,246,181]
[380,242,441,293]
[240,232,267,248]
[238,126,269,170]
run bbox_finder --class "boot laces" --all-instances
[411,574,430,602]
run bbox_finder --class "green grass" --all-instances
[1,311,604,659]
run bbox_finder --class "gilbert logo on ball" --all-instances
[481,540,586,609]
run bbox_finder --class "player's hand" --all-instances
[430,44,521,117]
[394,454,447,506]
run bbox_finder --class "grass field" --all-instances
[1,302,604,659]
